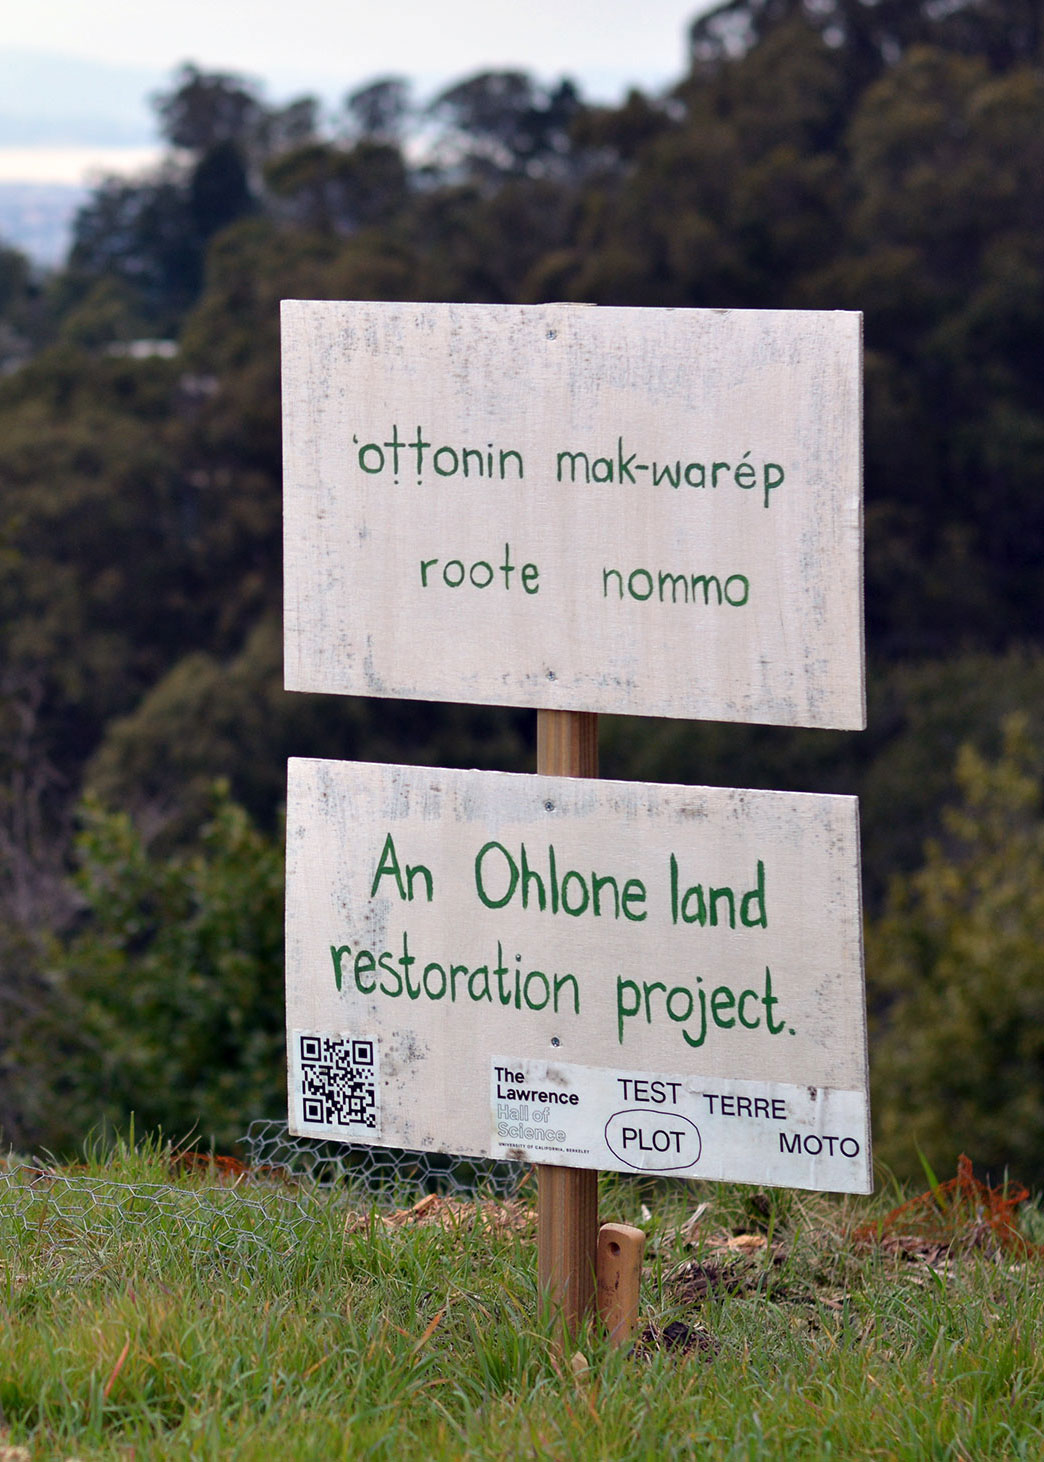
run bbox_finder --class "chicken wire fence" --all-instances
[0,1120,528,1262]
[240,1117,525,1198]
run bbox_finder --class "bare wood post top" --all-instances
[536,708,599,1338]
[596,1222,646,1349]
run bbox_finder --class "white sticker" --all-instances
[490,1056,871,1193]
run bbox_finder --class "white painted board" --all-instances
[282,301,864,729]
[285,759,871,1193]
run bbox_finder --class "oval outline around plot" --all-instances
[604,1109,702,1171]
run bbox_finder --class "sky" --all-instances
[0,0,716,182]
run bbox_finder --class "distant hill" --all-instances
[0,181,85,267]
[0,47,159,265]
[0,48,160,146]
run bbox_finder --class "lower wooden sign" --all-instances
[285,759,871,1193]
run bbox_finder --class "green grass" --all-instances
[2,1145,1043,1459]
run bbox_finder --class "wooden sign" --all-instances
[285,758,871,1194]
[282,302,864,730]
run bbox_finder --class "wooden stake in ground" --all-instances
[596,1223,646,1348]
[536,708,599,1337]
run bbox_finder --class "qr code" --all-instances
[295,1032,380,1133]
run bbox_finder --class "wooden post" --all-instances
[596,1222,645,1348]
[536,708,599,1337]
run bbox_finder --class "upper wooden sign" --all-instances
[282,302,864,728]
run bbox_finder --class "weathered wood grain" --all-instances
[282,301,864,728]
[596,1223,646,1348]
[535,708,599,1337]
[285,758,871,1193]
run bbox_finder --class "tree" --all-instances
[844,48,1044,646]
[265,140,409,234]
[257,96,321,157]
[189,139,255,239]
[24,788,286,1153]
[868,716,1044,1179]
[428,71,584,182]
[687,0,1042,87]
[83,615,533,841]
[343,77,411,142]
[0,243,46,367]
[153,63,264,154]
[66,174,203,329]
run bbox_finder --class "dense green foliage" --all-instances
[23,788,285,1153]
[1,0,1043,1170]
[869,717,1044,1178]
